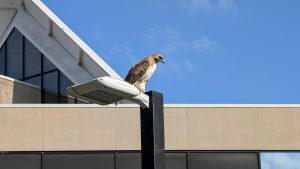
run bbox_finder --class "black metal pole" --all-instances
[140,91,165,169]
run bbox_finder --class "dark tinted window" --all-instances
[25,39,41,77]
[43,153,114,169]
[24,76,41,87]
[43,56,56,72]
[1,28,78,103]
[166,153,186,169]
[0,154,41,169]
[60,72,73,96]
[117,153,141,169]
[0,44,5,74]
[43,71,58,103]
[43,71,58,93]
[6,29,23,79]
[189,153,258,169]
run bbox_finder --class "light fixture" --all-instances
[68,76,149,108]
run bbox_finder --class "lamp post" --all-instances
[68,76,165,169]
[140,91,165,169]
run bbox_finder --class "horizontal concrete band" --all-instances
[0,107,300,151]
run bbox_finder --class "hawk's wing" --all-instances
[125,59,150,84]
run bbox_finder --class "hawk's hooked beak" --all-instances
[161,60,165,64]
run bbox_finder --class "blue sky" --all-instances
[42,0,300,104]
[261,153,300,169]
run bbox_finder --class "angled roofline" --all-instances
[0,0,122,84]
[32,0,121,80]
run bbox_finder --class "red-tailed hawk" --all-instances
[125,54,165,93]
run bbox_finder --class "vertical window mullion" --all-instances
[114,152,117,169]
[22,35,25,79]
[57,71,61,103]
[257,152,261,169]
[4,42,7,75]
[186,152,189,169]
[41,152,44,169]
[41,54,44,103]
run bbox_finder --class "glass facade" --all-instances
[189,152,258,169]
[6,29,23,79]
[0,154,40,169]
[0,44,5,74]
[0,28,76,103]
[43,154,115,169]
[0,151,261,169]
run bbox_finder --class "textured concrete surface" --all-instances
[0,76,41,104]
[0,105,300,151]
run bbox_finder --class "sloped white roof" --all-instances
[0,0,121,84]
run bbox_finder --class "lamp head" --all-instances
[68,76,149,108]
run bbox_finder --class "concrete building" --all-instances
[0,0,299,169]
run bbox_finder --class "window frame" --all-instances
[0,28,76,103]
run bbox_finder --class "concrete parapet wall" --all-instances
[0,75,41,104]
[0,105,299,151]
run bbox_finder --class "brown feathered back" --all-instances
[125,59,151,84]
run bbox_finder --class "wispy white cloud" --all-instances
[157,58,201,81]
[218,0,238,11]
[180,0,214,12]
[192,36,217,54]
[261,153,300,169]
[146,27,217,55]
[146,27,208,80]
[110,45,139,64]
[146,27,188,55]
[158,60,186,80]
[184,59,200,72]
[146,0,168,8]
[146,0,237,12]
[180,0,237,13]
